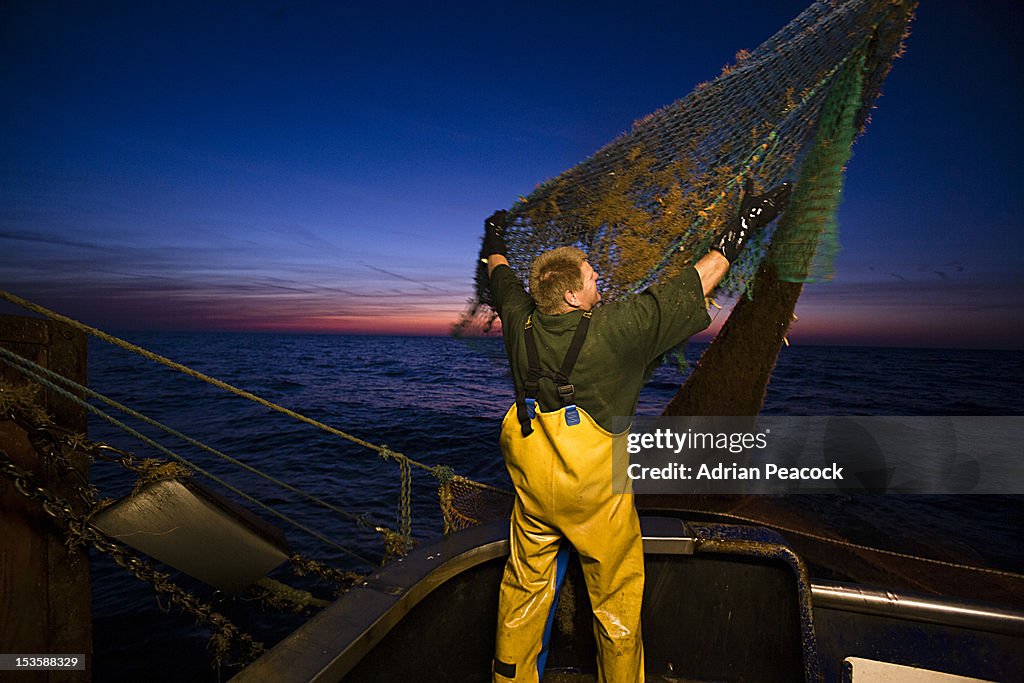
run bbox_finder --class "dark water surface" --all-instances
[84,334,1024,681]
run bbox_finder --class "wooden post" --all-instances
[0,315,90,682]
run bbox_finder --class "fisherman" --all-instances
[481,179,790,683]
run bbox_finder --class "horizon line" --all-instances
[77,326,1024,353]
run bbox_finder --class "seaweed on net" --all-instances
[458,0,917,339]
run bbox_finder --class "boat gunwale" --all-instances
[811,580,1024,636]
[234,516,1024,682]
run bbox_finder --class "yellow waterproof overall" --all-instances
[493,312,645,683]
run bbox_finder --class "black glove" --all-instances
[711,180,791,263]
[481,210,508,259]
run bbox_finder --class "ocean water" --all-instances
[82,333,1024,680]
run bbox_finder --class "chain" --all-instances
[4,410,100,513]
[2,407,363,639]
[5,406,201,518]
[0,447,265,667]
[86,440,188,492]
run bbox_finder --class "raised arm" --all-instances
[477,210,533,319]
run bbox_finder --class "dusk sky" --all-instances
[2,1,1022,348]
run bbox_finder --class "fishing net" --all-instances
[456,0,916,336]
[439,474,514,534]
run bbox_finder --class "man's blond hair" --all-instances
[529,246,587,314]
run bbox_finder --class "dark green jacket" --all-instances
[490,265,711,432]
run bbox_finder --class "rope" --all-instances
[0,348,374,566]
[1,290,486,560]
[670,506,1024,582]
[254,577,331,611]
[0,290,437,477]
[0,344,384,532]
[376,445,414,556]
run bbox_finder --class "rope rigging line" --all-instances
[0,347,375,566]
[0,344,384,532]
[0,289,446,480]
[664,506,1024,583]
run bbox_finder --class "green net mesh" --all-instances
[457,0,916,335]
[770,49,866,283]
